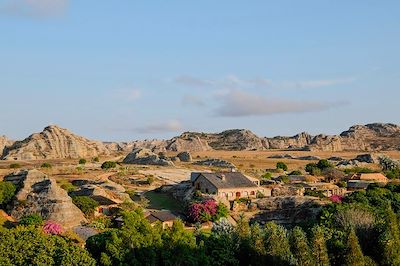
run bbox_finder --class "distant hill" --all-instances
[159,123,400,152]
[1,125,110,160]
[1,123,400,160]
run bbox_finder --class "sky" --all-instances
[0,0,399,141]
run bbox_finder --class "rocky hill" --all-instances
[157,123,400,152]
[1,125,110,160]
[1,123,399,159]
[4,170,86,229]
[0,135,13,157]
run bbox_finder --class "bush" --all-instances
[72,196,99,217]
[79,158,87,165]
[41,162,52,169]
[93,157,100,162]
[19,214,43,226]
[9,163,21,169]
[288,170,302,176]
[261,172,272,179]
[146,176,155,185]
[0,181,16,206]
[101,161,117,170]
[317,159,333,170]
[276,162,288,171]
[304,190,325,198]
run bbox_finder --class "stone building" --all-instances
[191,172,267,200]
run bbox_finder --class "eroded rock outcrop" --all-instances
[0,135,13,157]
[193,158,235,168]
[177,151,192,162]
[123,148,174,166]
[2,125,110,160]
[4,170,86,229]
[253,196,326,225]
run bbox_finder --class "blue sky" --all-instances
[0,0,399,141]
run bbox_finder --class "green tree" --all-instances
[79,158,87,165]
[276,162,288,171]
[311,226,330,266]
[261,172,272,179]
[379,208,400,266]
[160,220,198,265]
[0,181,16,206]
[71,196,99,217]
[291,227,315,266]
[317,160,333,170]
[264,222,296,265]
[0,226,95,265]
[305,163,322,176]
[344,229,365,266]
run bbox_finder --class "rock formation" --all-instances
[177,151,192,162]
[2,125,110,160]
[193,158,236,168]
[0,135,13,157]
[4,170,86,229]
[123,148,174,166]
[253,196,326,225]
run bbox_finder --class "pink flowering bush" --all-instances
[330,195,344,203]
[42,221,63,235]
[188,200,222,223]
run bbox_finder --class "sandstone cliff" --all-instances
[2,125,110,160]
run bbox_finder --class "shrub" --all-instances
[305,163,322,176]
[93,157,100,162]
[146,176,155,185]
[288,170,302,176]
[41,162,52,169]
[79,158,87,165]
[276,162,288,171]
[71,196,99,217]
[19,214,43,226]
[43,221,63,235]
[304,190,325,198]
[316,159,333,170]
[9,163,21,169]
[188,199,218,223]
[0,181,16,206]
[261,172,272,179]
[101,161,117,170]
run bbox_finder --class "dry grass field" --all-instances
[1,150,399,183]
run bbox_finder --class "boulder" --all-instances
[354,153,380,164]
[296,156,321,161]
[193,158,235,168]
[123,148,174,166]
[268,154,294,159]
[4,170,86,229]
[177,151,192,162]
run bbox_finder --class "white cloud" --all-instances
[181,95,205,107]
[174,74,355,90]
[0,0,69,18]
[279,77,356,89]
[174,75,271,89]
[135,120,183,134]
[215,90,345,117]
